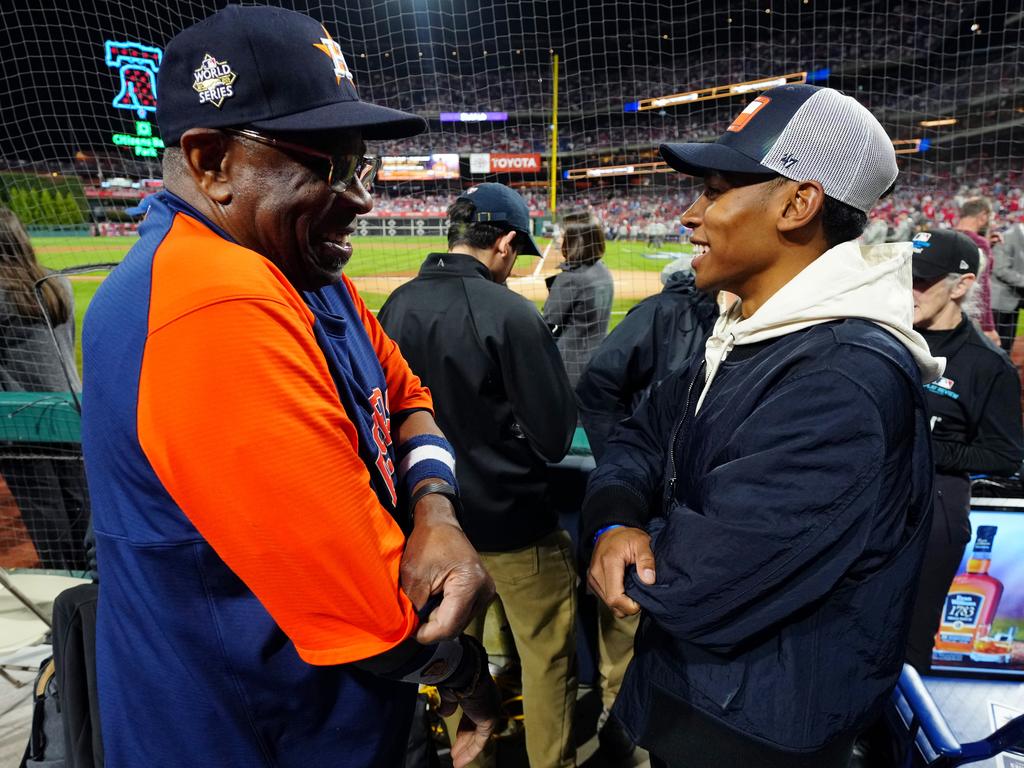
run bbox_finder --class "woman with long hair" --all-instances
[542,213,615,388]
[0,204,89,570]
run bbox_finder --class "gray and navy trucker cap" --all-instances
[456,183,543,257]
[660,84,897,213]
[157,5,426,145]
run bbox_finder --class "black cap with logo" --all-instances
[157,5,426,145]
[911,229,981,280]
[455,183,543,257]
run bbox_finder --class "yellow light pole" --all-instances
[549,53,559,216]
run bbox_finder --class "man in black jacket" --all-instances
[575,257,718,759]
[583,85,941,767]
[379,184,580,768]
[905,228,1024,671]
[577,257,719,462]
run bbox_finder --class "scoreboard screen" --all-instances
[378,154,461,181]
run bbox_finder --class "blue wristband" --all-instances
[593,524,624,546]
[396,434,458,495]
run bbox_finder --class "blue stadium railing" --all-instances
[890,663,1024,766]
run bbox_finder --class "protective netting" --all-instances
[1,1,1022,566]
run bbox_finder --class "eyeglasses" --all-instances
[223,128,381,190]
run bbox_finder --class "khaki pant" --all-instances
[445,529,578,768]
[597,603,639,711]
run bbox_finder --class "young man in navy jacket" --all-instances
[582,85,942,767]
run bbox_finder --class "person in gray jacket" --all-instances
[891,212,916,243]
[0,206,89,569]
[990,221,1024,351]
[860,217,888,245]
[543,214,614,387]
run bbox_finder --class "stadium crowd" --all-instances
[5,5,1024,768]
[374,121,726,157]
[350,0,1017,119]
[79,168,1024,243]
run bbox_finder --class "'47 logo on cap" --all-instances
[192,53,237,108]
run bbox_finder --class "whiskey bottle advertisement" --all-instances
[932,517,1024,676]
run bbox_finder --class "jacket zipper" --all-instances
[667,361,705,501]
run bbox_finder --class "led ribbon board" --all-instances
[568,135,929,179]
[439,112,509,122]
[626,72,808,112]
[893,138,931,154]
[564,162,672,180]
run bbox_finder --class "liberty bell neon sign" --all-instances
[104,40,162,119]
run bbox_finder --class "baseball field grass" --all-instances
[33,233,693,371]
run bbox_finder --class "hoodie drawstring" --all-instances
[697,330,735,414]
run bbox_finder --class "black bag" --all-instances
[52,583,103,768]
[20,657,65,767]
[21,582,103,768]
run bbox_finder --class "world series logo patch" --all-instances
[192,53,237,108]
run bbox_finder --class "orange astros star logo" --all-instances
[313,28,354,86]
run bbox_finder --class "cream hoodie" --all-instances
[696,240,945,413]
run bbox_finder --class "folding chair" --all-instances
[0,567,90,686]
[889,663,1024,766]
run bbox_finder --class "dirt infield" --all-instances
[351,268,662,303]
[0,479,41,569]
[72,267,662,303]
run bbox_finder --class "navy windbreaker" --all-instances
[582,319,933,762]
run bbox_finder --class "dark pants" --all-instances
[641,683,856,768]
[905,473,972,673]
[992,308,1020,352]
[404,694,441,768]
[650,741,854,768]
[0,451,90,571]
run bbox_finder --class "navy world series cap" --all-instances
[456,183,543,257]
[157,5,426,145]
[911,229,981,280]
[660,84,898,213]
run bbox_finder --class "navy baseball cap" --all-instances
[911,229,980,280]
[456,184,543,257]
[157,5,426,146]
[660,84,898,213]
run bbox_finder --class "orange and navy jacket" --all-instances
[81,191,432,767]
